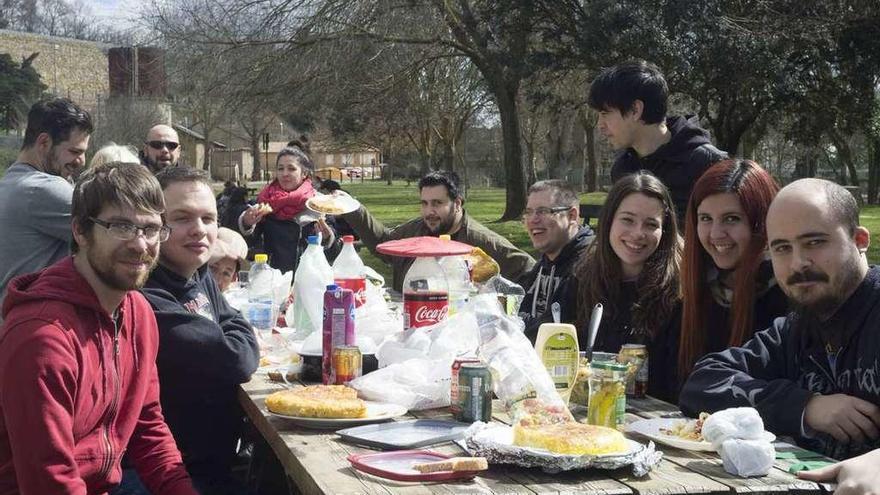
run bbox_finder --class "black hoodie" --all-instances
[520,226,594,342]
[140,264,260,476]
[611,115,727,221]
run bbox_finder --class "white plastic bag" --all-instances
[719,438,775,477]
[350,358,451,410]
[702,407,766,447]
[289,243,333,340]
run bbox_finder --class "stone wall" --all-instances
[0,29,109,111]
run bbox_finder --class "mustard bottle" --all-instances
[534,323,580,404]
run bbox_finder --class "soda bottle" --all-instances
[438,234,472,315]
[403,256,449,332]
[332,235,367,308]
[247,253,275,340]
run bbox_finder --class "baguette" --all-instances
[411,457,488,473]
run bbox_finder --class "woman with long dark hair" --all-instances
[679,159,786,376]
[575,171,682,401]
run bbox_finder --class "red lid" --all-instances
[342,235,355,243]
[347,450,481,482]
[376,236,473,257]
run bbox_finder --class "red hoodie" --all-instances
[0,257,197,495]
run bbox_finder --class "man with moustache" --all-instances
[118,167,259,495]
[141,124,181,173]
[0,163,198,494]
[519,180,594,342]
[0,97,92,309]
[680,179,880,490]
[343,170,535,292]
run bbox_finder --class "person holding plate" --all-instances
[238,146,341,274]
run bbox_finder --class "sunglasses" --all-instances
[146,141,180,151]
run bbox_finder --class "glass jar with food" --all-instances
[587,361,628,430]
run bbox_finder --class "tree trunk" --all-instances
[583,113,598,192]
[831,131,859,186]
[868,136,880,204]
[494,82,527,221]
[202,129,212,171]
[571,120,585,190]
[251,134,262,181]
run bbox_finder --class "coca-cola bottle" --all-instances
[332,235,367,308]
[403,255,449,332]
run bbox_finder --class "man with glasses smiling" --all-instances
[519,180,594,342]
[0,162,198,494]
[141,124,181,173]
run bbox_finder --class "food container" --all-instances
[587,361,628,430]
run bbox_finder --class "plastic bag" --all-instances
[703,407,775,477]
[702,407,766,447]
[349,358,451,410]
[288,243,333,340]
[719,438,775,477]
[478,276,525,315]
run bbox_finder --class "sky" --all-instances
[83,0,140,24]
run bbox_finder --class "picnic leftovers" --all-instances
[412,457,489,473]
[512,421,628,455]
[660,412,710,441]
[465,247,500,283]
[308,196,345,214]
[265,385,367,418]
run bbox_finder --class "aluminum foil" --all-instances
[462,422,662,475]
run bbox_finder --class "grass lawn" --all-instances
[339,180,880,282]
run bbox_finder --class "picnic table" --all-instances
[239,373,836,495]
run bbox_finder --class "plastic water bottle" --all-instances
[247,253,275,339]
[438,234,472,315]
[332,235,367,308]
[403,256,449,332]
[291,235,334,340]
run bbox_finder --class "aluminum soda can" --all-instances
[322,285,355,385]
[457,363,493,423]
[450,357,481,415]
[619,344,648,397]
[333,345,362,385]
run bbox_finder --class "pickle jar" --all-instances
[587,361,628,430]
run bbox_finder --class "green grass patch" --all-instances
[341,180,880,282]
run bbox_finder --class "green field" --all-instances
[339,180,880,282]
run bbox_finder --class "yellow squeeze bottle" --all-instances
[534,323,580,404]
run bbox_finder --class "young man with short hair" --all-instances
[343,170,536,291]
[0,162,197,494]
[519,180,594,341]
[0,97,93,309]
[588,60,727,220]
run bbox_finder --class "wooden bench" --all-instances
[579,204,603,226]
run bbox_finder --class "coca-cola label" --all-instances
[335,278,367,307]
[403,292,449,330]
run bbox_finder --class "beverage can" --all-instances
[619,344,649,397]
[450,358,481,415]
[322,285,355,384]
[332,345,362,385]
[457,363,493,423]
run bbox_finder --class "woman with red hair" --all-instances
[679,159,787,376]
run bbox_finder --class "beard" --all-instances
[425,211,457,235]
[87,247,158,291]
[783,256,864,321]
[45,147,82,181]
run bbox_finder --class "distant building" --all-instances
[173,124,226,170]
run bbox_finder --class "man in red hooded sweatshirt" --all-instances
[0,162,197,495]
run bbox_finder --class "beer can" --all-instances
[457,363,493,423]
[333,345,362,385]
[619,344,648,398]
[450,357,481,415]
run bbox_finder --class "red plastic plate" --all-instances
[347,449,480,482]
[376,237,473,257]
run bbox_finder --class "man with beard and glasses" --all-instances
[0,162,198,495]
[680,179,880,491]
[0,97,93,312]
[112,167,259,495]
[141,124,181,173]
[342,170,535,292]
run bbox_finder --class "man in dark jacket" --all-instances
[588,60,727,220]
[518,180,593,341]
[680,180,880,486]
[137,167,260,494]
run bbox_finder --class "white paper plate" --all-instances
[268,401,408,429]
[306,193,361,215]
[627,417,775,451]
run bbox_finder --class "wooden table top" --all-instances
[239,374,835,495]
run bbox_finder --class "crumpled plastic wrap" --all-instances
[462,422,662,476]
[702,407,776,477]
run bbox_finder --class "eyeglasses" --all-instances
[521,206,572,221]
[146,141,179,151]
[90,217,171,243]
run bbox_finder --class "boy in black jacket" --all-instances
[588,60,727,220]
[143,167,259,494]
[680,179,879,490]
[519,180,594,341]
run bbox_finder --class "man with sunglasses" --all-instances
[142,124,181,173]
[0,162,198,494]
[0,97,92,314]
[519,180,594,342]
